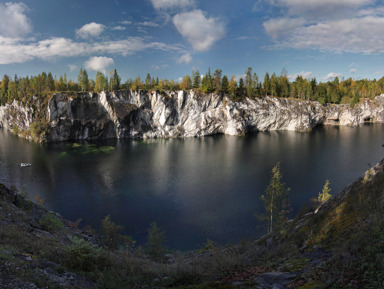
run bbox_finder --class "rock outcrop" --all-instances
[2,90,384,142]
[0,100,34,133]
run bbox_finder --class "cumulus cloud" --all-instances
[150,0,195,10]
[173,10,225,51]
[0,36,181,64]
[177,53,192,64]
[323,72,343,81]
[84,56,114,73]
[264,0,384,54]
[76,22,106,39]
[0,2,32,37]
[288,71,313,80]
[350,68,357,74]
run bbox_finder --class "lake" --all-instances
[0,125,383,250]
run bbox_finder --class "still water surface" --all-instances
[0,125,383,250]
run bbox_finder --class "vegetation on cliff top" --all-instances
[1,67,384,108]
[1,158,384,288]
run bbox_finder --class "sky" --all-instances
[1,0,384,83]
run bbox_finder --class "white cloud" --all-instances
[69,64,77,72]
[269,0,373,18]
[284,16,384,53]
[150,0,195,10]
[151,64,169,70]
[264,0,384,55]
[350,68,357,74]
[0,2,32,37]
[288,71,313,80]
[177,53,192,64]
[0,36,181,64]
[75,22,106,39]
[112,26,126,31]
[138,21,159,27]
[263,17,305,39]
[323,72,343,81]
[173,10,225,51]
[121,20,132,25]
[85,56,114,73]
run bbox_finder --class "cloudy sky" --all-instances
[1,0,384,82]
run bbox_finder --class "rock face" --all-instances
[0,100,34,133]
[2,90,384,142]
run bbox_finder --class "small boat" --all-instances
[21,163,32,167]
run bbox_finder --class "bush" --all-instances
[65,236,102,272]
[101,215,124,250]
[146,222,167,261]
[39,212,64,232]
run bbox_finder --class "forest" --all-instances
[1,67,384,106]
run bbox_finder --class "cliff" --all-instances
[2,90,384,142]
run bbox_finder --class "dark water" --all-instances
[0,125,383,250]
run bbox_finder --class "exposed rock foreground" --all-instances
[1,90,384,142]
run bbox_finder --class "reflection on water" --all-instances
[0,125,383,250]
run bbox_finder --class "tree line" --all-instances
[1,67,384,106]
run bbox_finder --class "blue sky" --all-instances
[1,0,384,83]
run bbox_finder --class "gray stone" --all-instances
[3,91,384,142]
[257,272,297,289]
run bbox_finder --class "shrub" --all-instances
[146,222,167,261]
[65,236,102,271]
[101,215,124,250]
[39,212,64,232]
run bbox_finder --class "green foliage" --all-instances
[146,222,167,261]
[1,67,383,107]
[318,179,332,203]
[29,120,48,139]
[65,236,102,271]
[109,69,121,91]
[78,68,89,92]
[101,215,124,249]
[259,162,291,234]
[39,212,64,232]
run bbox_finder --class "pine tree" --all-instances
[221,75,229,94]
[245,67,253,97]
[146,222,166,260]
[110,69,121,91]
[78,69,89,92]
[263,72,270,96]
[228,75,237,99]
[193,70,201,88]
[213,69,222,92]
[259,163,291,234]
